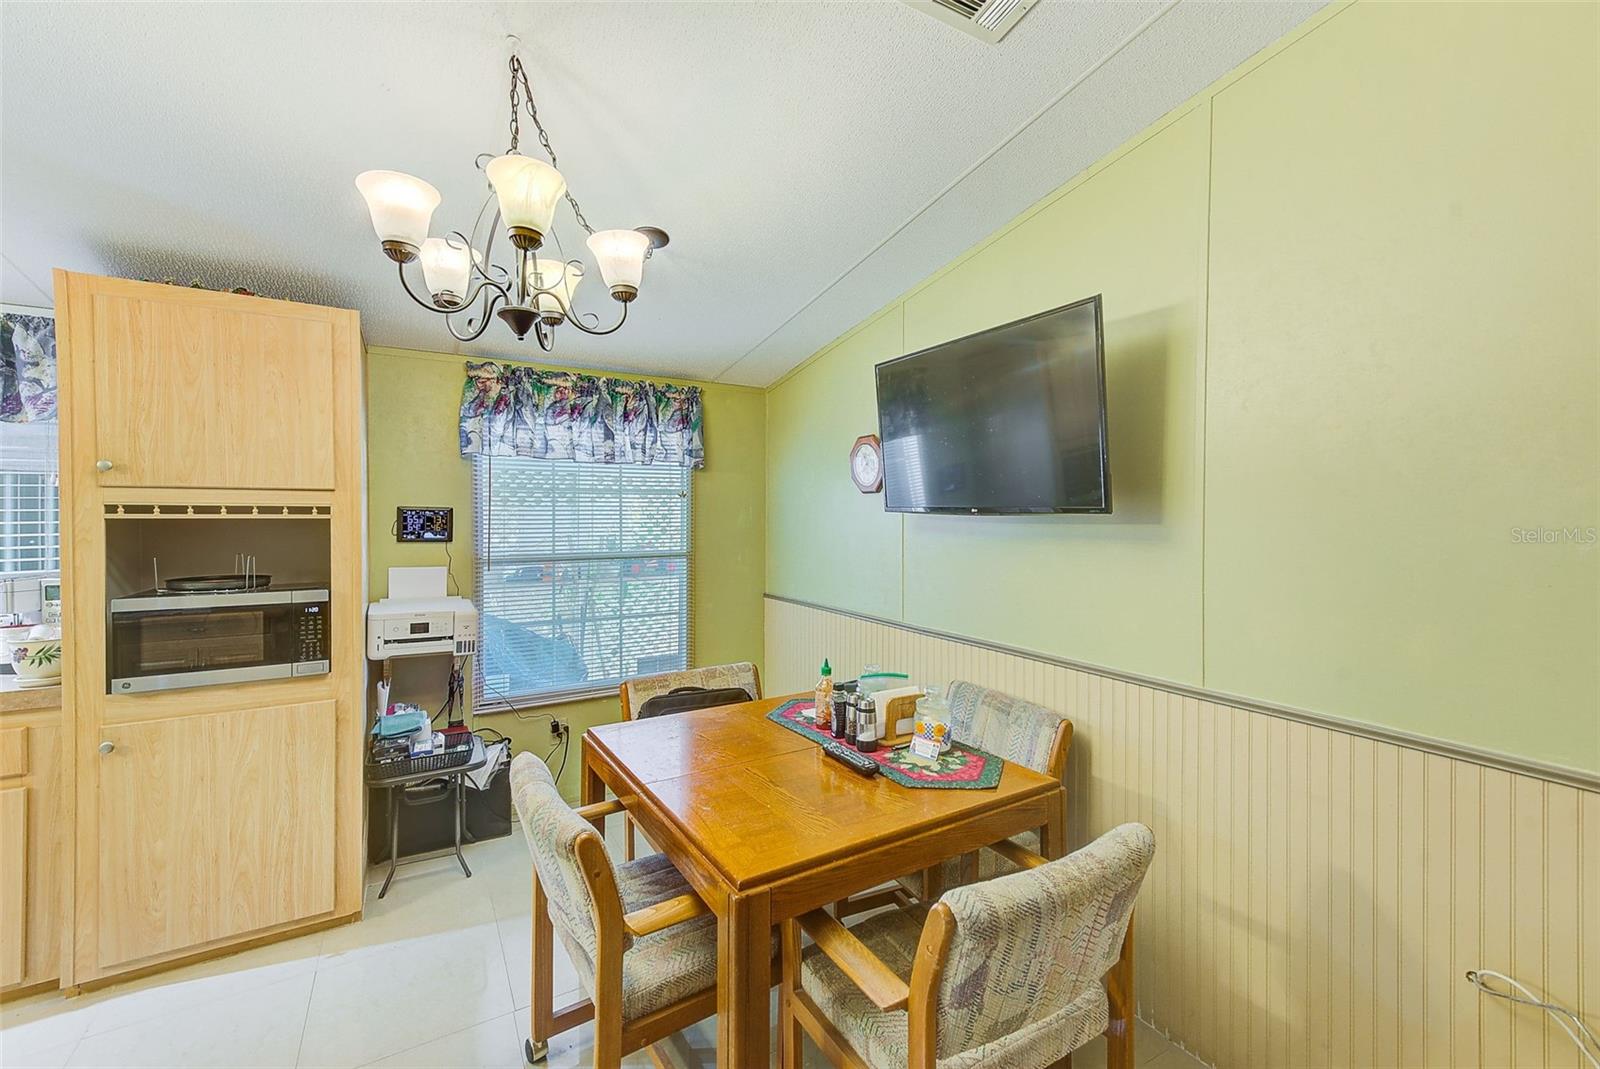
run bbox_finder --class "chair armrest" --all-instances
[574,798,625,822]
[796,909,910,1011]
[622,892,711,937]
[984,838,1049,871]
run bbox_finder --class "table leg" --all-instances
[453,775,472,878]
[1041,786,1066,860]
[715,890,771,1069]
[378,785,399,899]
[581,752,607,833]
[780,919,803,1069]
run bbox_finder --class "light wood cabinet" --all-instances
[95,701,335,970]
[54,271,367,990]
[85,281,336,490]
[1,785,27,988]
[0,711,63,996]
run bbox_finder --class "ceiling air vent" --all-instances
[904,0,1039,44]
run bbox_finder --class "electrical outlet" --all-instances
[550,718,565,739]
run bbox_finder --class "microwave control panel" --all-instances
[297,603,328,663]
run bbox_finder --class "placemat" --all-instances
[767,699,1002,789]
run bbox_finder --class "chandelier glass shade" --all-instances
[355,170,440,255]
[528,258,583,320]
[418,237,478,309]
[586,228,652,300]
[485,155,566,249]
[354,51,667,350]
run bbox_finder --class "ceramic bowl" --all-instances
[0,623,35,645]
[7,630,63,686]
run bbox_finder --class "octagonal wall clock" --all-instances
[850,433,883,494]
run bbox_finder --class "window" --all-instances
[0,421,59,576]
[473,456,691,707]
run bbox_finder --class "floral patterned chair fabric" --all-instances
[896,680,1069,899]
[619,661,761,719]
[944,680,1066,773]
[800,823,1156,1069]
[508,753,718,1020]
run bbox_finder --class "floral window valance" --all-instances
[459,361,704,469]
[1,311,56,424]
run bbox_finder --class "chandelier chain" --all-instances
[508,55,595,235]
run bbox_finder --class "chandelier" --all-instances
[354,50,668,349]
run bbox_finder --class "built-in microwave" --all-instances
[107,586,330,693]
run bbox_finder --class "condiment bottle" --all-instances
[856,695,879,754]
[813,659,833,727]
[831,692,851,739]
[844,697,859,747]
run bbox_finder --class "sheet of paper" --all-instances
[388,566,447,600]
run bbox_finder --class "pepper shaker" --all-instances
[831,692,851,739]
[856,694,879,754]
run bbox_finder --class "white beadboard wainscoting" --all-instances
[764,595,1599,1069]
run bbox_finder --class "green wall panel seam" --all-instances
[764,593,1600,792]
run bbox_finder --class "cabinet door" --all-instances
[0,787,26,988]
[95,701,336,970]
[90,288,336,489]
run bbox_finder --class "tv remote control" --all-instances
[822,740,880,776]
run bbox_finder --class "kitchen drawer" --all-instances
[0,725,27,779]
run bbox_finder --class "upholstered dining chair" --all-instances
[618,660,762,720]
[783,823,1155,1069]
[838,680,1072,914]
[511,752,727,1067]
[616,660,762,858]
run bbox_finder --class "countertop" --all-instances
[0,673,62,714]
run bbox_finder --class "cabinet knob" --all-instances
[95,459,114,472]
[99,741,115,755]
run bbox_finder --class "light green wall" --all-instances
[764,1,1599,773]
[766,309,906,621]
[901,106,1211,684]
[367,347,766,799]
[1203,1,1598,771]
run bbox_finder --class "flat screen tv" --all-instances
[874,295,1110,514]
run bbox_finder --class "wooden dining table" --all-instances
[581,693,1066,1068]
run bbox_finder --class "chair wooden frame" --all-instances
[784,838,1136,1069]
[526,798,723,1069]
[839,715,1073,917]
[616,663,764,861]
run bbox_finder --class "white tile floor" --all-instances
[0,826,1206,1069]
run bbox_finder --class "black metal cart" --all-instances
[365,737,488,899]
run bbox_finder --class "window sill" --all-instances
[473,684,618,714]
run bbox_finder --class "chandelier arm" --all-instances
[444,228,512,292]
[463,191,506,279]
[520,258,585,297]
[533,317,555,352]
[515,247,532,305]
[559,299,629,337]
[442,294,505,343]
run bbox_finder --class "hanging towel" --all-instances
[466,737,509,791]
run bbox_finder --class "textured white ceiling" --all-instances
[0,1,1325,385]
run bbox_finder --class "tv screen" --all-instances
[875,295,1110,514]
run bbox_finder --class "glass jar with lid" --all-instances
[913,683,952,755]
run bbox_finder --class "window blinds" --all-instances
[472,455,691,707]
[0,421,59,576]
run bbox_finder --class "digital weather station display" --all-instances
[396,506,453,543]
